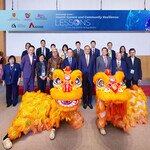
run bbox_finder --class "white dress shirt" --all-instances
[131,57,135,65]
[28,54,33,65]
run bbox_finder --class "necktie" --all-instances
[69,58,72,66]
[104,57,107,67]
[92,48,95,55]
[41,62,45,76]
[86,54,89,66]
[42,47,45,56]
[77,49,80,54]
[108,50,111,57]
[117,61,120,68]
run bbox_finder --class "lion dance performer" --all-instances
[93,70,148,135]
[2,66,84,149]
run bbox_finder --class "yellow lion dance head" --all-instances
[94,70,148,132]
[51,66,83,112]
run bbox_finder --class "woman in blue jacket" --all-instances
[2,55,21,107]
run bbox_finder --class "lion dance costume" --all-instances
[93,70,148,135]
[2,67,84,149]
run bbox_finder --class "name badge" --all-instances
[51,68,54,72]
[130,69,135,74]
[42,72,45,77]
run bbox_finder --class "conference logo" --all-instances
[12,13,16,18]
[8,12,20,21]
[35,14,47,20]
[29,22,44,29]
[25,13,31,19]
[11,24,16,28]
[29,22,35,28]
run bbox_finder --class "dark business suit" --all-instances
[108,49,116,60]
[36,47,50,61]
[73,48,84,61]
[112,59,127,78]
[2,63,21,106]
[90,48,100,59]
[126,56,142,88]
[121,52,128,61]
[62,57,77,71]
[79,54,95,106]
[21,54,37,93]
[36,61,47,92]
[96,56,112,72]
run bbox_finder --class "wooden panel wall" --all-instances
[138,56,150,80]
[0,0,5,58]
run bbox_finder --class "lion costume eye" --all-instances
[75,78,81,86]
[54,78,61,85]
[97,79,105,88]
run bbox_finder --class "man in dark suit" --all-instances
[21,45,37,93]
[21,42,31,59]
[96,47,112,72]
[79,45,95,109]
[73,41,84,63]
[62,48,77,71]
[107,42,116,60]
[36,39,50,61]
[90,40,100,58]
[126,48,142,88]
[112,52,127,78]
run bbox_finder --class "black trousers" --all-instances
[126,77,138,88]
[6,84,18,106]
[37,77,47,92]
[82,76,93,105]
[50,80,53,89]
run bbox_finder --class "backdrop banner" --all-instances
[0,10,150,31]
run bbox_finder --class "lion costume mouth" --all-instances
[56,100,78,107]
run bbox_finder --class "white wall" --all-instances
[5,0,150,56]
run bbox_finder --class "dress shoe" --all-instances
[83,104,87,109]
[13,103,18,107]
[88,104,93,109]
[7,104,12,107]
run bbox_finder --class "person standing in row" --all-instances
[73,41,84,62]
[62,48,77,71]
[107,42,116,60]
[119,46,128,61]
[79,45,95,109]
[21,45,37,93]
[21,42,31,59]
[126,48,142,88]
[61,44,68,60]
[47,48,62,88]
[112,52,127,78]
[90,40,100,58]
[36,54,47,93]
[2,55,21,107]
[96,47,112,72]
[36,39,50,61]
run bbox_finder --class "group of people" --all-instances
[2,39,142,109]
